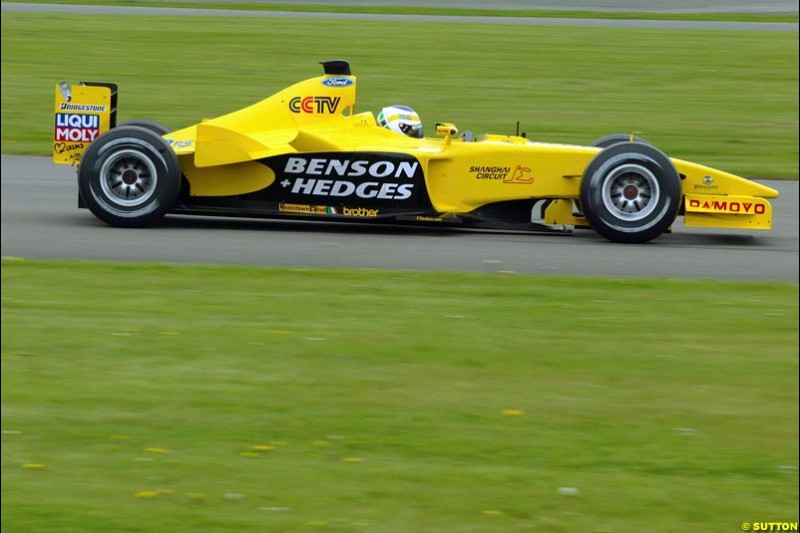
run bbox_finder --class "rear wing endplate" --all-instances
[53,81,117,165]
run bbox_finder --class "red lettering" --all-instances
[690,197,768,215]
[289,96,342,114]
[504,165,533,184]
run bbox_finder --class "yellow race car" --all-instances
[53,61,777,243]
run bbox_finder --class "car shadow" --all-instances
[59,212,774,248]
[160,214,456,237]
[160,214,770,247]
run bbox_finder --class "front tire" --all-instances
[591,133,650,149]
[78,126,181,227]
[580,142,681,244]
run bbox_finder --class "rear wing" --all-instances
[53,81,117,164]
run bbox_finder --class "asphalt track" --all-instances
[2,3,797,31]
[1,156,797,281]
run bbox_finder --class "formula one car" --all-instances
[53,61,778,243]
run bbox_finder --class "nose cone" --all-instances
[748,180,780,199]
[672,158,780,199]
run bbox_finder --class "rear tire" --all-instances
[78,126,181,227]
[580,142,680,244]
[591,133,650,149]
[117,119,171,136]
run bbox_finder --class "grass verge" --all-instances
[3,0,800,23]
[2,259,798,533]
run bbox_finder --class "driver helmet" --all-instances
[377,105,423,138]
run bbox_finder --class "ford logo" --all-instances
[321,77,354,88]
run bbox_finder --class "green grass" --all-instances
[4,0,799,23]
[1,13,798,178]
[2,259,798,533]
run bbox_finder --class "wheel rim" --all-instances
[99,149,158,207]
[600,163,660,222]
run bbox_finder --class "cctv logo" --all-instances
[289,96,341,114]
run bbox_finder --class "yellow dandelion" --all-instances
[252,445,275,452]
[21,463,45,469]
[501,409,525,416]
[135,491,159,498]
[145,447,169,454]
[482,510,504,516]
[341,457,363,463]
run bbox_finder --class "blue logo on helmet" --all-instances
[321,77,354,88]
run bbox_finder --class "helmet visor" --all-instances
[399,122,423,139]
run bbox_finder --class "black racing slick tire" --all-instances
[580,142,681,244]
[78,125,181,227]
[117,119,171,136]
[590,133,651,149]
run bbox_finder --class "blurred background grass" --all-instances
[2,259,798,533]
[1,13,797,177]
[2,8,798,532]
[5,0,799,22]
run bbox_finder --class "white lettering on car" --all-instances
[330,181,355,196]
[378,183,398,199]
[395,184,413,200]
[312,179,333,195]
[285,157,306,174]
[287,178,414,200]
[283,157,419,179]
[356,182,379,198]
[307,158,326,175]
[348,160,367,177]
